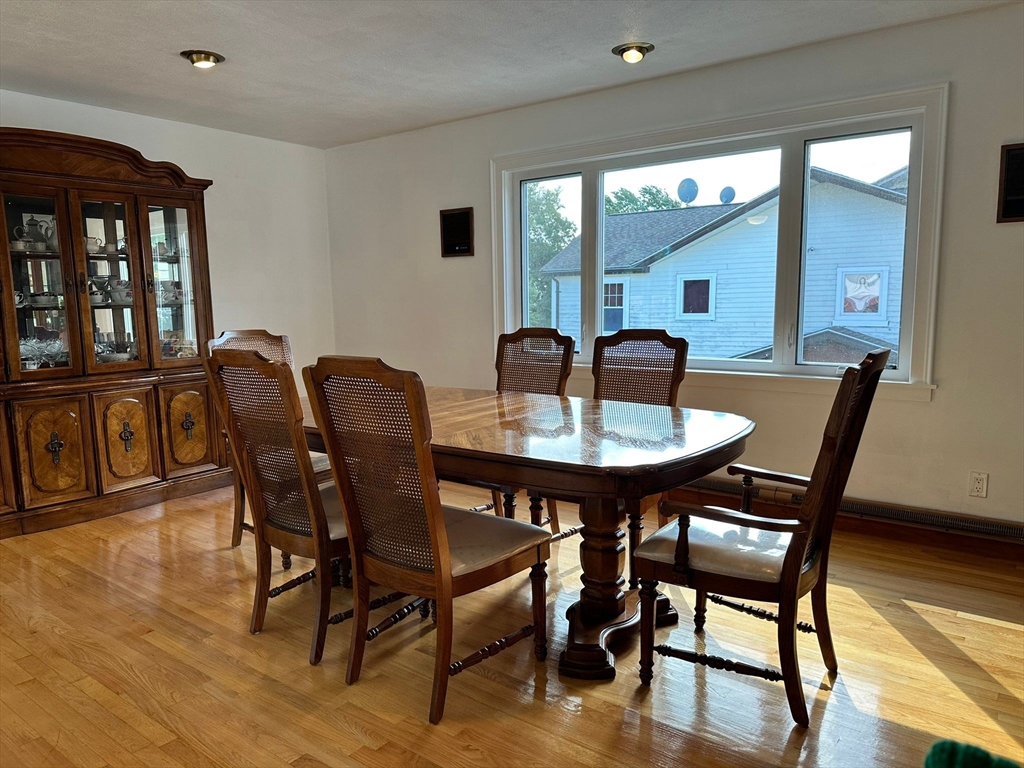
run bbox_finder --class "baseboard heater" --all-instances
[677,478,1024,543]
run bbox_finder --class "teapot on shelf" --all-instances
[14,215,51,246]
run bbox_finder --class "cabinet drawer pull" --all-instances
[47,431,65,465]
[118,420,135,452]
[181,411,196,440]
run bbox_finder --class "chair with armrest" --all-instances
[204,348,351,665]
[208,330,333,565]
[304,355,550,723]
[635,349,889,726]
[487,327,574,536]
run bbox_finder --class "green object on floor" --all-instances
[925,740,1020,768]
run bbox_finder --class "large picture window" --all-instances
[497,86,946,385]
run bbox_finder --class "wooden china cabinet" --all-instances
[0,128,230,537]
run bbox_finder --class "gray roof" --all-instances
[874,167,909,192]
[542,166,908,276]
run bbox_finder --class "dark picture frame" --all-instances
[439,207,474,257]
[996,143,1024,223]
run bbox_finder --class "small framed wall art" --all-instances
[997,143,1024,223]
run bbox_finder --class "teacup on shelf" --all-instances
[89,290,107,306]
[14,291,26,308]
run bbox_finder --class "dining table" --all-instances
[302,386,755,680]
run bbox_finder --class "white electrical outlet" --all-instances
[968,471,989,498]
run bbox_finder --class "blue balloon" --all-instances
[677,178,698,204]
[719,186,736,204]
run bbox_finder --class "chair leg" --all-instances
[428,598,454,724]
[502,491,517,520]
[627,498,643,590]
[250,537,272,634]
[281,552,292,571]
[811,579,838,672]
[639,578,658,684]
[778,596,809,727]
[547,499,561,535]
[491,489,503,517]
[346,577,370,685]
[694,590,708,633]
[231,470,245,548]
[309,552,332,665]
[530,562,548,661]
[529,494,543,527]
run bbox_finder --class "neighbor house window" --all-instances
[676,274,716,319]
[497,86,946,383]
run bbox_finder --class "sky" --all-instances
[529,129,912,229]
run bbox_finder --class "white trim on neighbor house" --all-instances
[676,273,717,320]
[834,266,889,327]
[491,83,948,388]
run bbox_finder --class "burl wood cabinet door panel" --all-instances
[158,382,215,478]
[0,408,17,514]
[92,388,161,493]
[13,395,97,509]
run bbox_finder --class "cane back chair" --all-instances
[590,329,689,586]
[205,348,351,665]
[489,328,574,537]
[304,356,551,723]
[636,349,890,726]
[208,330,332,560]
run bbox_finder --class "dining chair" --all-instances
[635,349,890,727]
[489,327,574,537]
[205,348,351,665]
[591,329,689,586]
[304,356,551,724]
[208,330,333,567]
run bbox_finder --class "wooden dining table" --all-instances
[302,386,754,680]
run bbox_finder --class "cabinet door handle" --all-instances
[118,420,135,453]
[181,411,196,440]
[146,273,155,294]
[47,431,65,465]
[64,275,76,295]
[78,272,87,294]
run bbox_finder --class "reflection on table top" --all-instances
[303,385,754,476]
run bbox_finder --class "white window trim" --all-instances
[676,273,717,320]
[491,84,947,387]
[833,266,890,327]
[602,277,629,328]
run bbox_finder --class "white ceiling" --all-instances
[0,0,1008,149]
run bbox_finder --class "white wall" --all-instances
[325,4,1024,522]
[0,90,333,372]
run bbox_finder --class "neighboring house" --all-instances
[541,167,907,364]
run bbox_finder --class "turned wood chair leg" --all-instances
[309,552,333,665]
[694,590,708,633]
[547,499,561,534]
[627,498,643,590]
[281,552,292,571]
[529,494,543,527]
[231,469,245,548]
[490,489,503,517]
[639,578,658,685]
[250,538,272,634]
[530,562,548,661]
[778,597,809,727]
[346,578,370,685]
[502,491,517,520]
[428,598,454,724]
[811,579,838,672]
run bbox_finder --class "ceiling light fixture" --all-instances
[180,50,225,69]
[747,215,769,226]
[612,42,654,64]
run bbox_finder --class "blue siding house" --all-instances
[542,167,907,363]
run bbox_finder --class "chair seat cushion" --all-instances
[635,515,791,583]
[316,482,348,541]
[443,505,549,577]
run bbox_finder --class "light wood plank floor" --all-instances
[1,484,1021,768]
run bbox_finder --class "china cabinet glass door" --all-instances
[139,198,205,367]
[70,191,150,372]
[1,184,83,379]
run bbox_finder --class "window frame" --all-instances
[492,85,947,386]
[676,273,717,320]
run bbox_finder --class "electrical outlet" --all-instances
[968,471,989,498]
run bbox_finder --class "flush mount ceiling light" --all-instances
[612,42,654,64]
[747,215,769,225]
[180,50,225,69]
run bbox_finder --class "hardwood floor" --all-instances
[1,483,1021,767]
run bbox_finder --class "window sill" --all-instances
[570,364,935,402]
